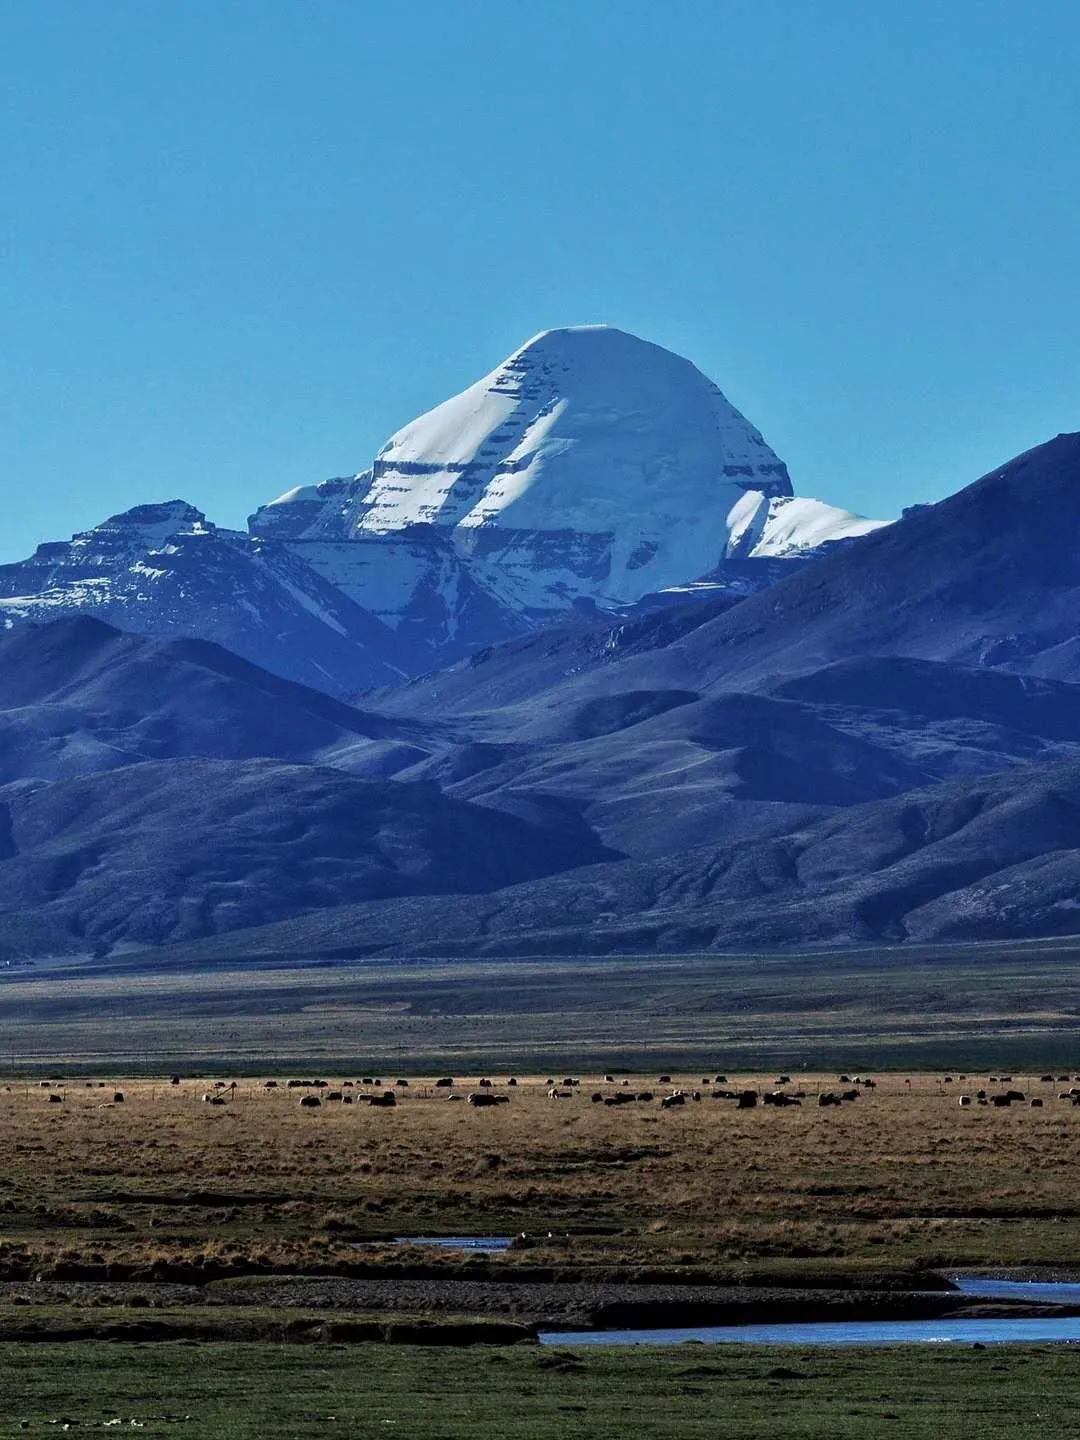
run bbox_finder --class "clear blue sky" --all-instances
[3,0,1078,561]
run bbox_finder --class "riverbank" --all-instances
[1,1273,1078,1345]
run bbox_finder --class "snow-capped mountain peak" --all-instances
[5,327,887,693]
[348,325,796,605]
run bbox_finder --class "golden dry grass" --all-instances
[2,1069,1079,1278]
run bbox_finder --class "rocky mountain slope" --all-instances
[0,502,415,694]
[0,757,612,956]
[0,616,421,783]
[380,433,1080,723]
[156,753,1080,960]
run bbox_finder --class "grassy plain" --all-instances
[5,1341,1080,1440]
[2,1068,1080,1280]
[4,942,1080,1436]
[3,939,1080,1072]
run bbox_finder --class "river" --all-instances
[540,1276,1080,1347]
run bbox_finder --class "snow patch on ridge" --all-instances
[727,492,887,560]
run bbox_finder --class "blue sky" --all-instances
[2,0,1078,561]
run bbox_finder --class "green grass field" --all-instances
[4,1341,1080,1440]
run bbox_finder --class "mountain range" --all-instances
[1,328,1078,964]
[0,327,883,692]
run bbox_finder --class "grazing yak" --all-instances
[468,1091,500,1107]
[368,1091,396,1108]
[299,1095,321,1108]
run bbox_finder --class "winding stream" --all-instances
[540,1276,1080,1348]
[392,1236,514,1252]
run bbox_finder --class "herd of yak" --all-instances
[26,1072,1080,1111]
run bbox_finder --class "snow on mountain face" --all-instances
[249,328,884,643]
[0,502,411,694]
[726,492,888,559]
[346,326,795,606]
[6,327,886,693]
